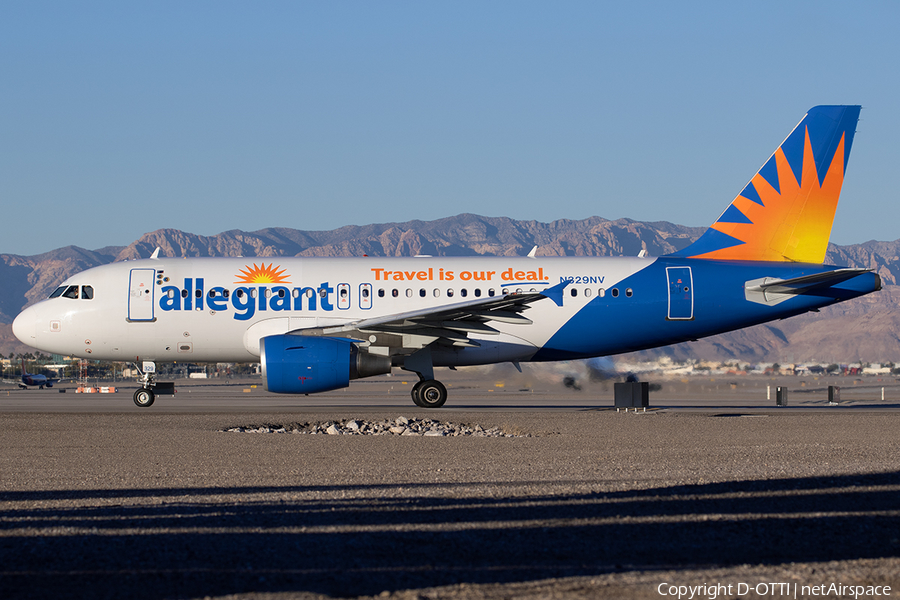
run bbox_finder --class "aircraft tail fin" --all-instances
[669,105,861,263]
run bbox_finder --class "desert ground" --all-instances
[1,369,898,599]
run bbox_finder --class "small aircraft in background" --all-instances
[18,359,58,389]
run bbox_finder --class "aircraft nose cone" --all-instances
[12,306,36,344]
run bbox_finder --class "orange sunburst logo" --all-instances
[702,130,846,264]
[234,262,291,284]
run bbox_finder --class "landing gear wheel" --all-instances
[414,380,447,408]
[133,388,155,408]
[410,381,425,407]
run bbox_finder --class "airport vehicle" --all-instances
[12,106,881,407]
[17,359,57,389]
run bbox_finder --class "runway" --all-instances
[1,376,899,599]
[3,369,900,412]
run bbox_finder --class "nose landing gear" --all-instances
[133,360,157,408]
[133,388,155,407]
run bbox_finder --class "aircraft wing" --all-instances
[289,280,569,350]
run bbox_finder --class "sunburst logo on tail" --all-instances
[234,263,291,284]
[670,105,860,264]
[700,129,846,263]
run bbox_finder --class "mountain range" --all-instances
[3,214,899,364]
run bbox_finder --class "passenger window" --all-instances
[62,286,79,299]
[278,289,286,298]
[598,288,605,297]
[584,288,592,298]
[195,289,202,298]
[570,288,578,297]
[488,289,496,297]
[460,289,468,297]
[474,289,482,297]
[433,289,440,297]
[626,288,633,297]
[49,286,67,299]
[223,289,229,298]
[208,290,216,298]
[392,289,399,298]
[235,289,244,298]
[611,288,619,298]
[406,289,412,298]
[81,286,93,299]
[378,289,385,298]
[447,289,454,297]
[419,289,426,298]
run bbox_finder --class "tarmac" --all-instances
[1,372,899,599]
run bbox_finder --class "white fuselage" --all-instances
[13,256,652,366]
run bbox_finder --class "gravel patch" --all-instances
[220,416,531,437]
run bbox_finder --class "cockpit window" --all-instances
[81,286,94,300]
[62,285,79,299]
[49,286,67,299]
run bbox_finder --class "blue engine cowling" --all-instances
[260,334,391,394]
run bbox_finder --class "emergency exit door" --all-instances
[666,266,693,320]
[128,268,156,321]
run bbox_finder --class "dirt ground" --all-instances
[1,374,898,599]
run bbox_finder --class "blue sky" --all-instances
[2,1,898,255]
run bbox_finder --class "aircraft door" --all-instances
[360,283,372,310]
[337,283,350,310]
[666,266,693,320]
[128,268,156,322]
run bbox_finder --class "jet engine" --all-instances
[260,334,391,394]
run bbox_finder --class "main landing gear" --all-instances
[403,347,448,408]
[411,379,448,408]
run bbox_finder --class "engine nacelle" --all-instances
[260,334,391,394]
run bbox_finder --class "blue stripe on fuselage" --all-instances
[532,259,879,361]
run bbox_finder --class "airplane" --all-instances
[17,359,58,389]
[11,105,882,408]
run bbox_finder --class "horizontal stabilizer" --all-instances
[745,268,872,305]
